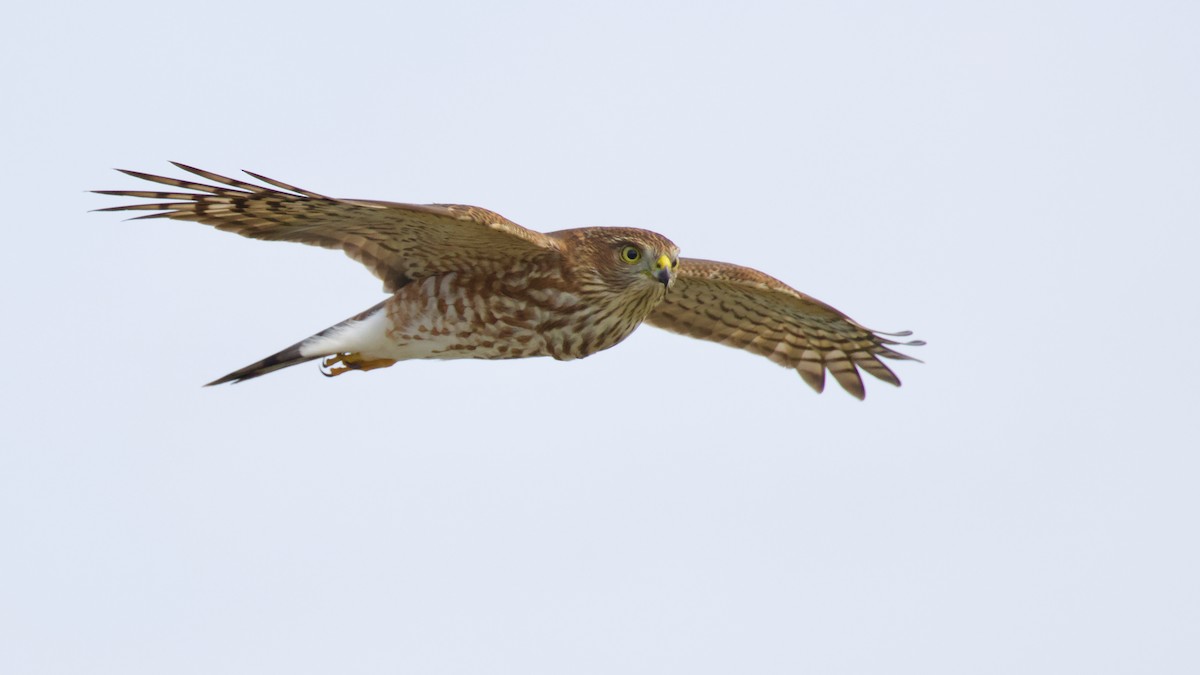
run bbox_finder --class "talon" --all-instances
[320,353,353,377]
[318,352,395,377]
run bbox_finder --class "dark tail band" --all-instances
[204,300,387,386]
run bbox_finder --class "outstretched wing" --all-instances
[645,258,923,399]
[95,163,561,292]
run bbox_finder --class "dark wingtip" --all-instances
[114,167,158,181]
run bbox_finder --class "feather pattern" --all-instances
[646,258,924,399]
[95,162,561,293]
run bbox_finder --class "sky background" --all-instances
[2,1,1198,673]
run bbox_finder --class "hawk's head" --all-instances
[560,227,680,298]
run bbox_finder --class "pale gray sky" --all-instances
[2,1,1198,673]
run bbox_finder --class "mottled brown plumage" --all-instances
[95,163,922,398]
[645,259,919,399]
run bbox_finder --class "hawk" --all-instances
[95,163,922,398]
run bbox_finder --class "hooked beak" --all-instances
[653,254,673,287]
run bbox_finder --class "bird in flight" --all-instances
[95,163,922,398]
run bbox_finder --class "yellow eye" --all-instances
[620,246,641,263]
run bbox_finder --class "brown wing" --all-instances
[94,163,561,292]
[645,258,923,399]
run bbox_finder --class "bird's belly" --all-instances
[351,274,652,363]
[370,281,563,361]
[373,324,548,361]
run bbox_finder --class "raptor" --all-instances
[96,163,922,398]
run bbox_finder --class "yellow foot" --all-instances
[320,352,398,377]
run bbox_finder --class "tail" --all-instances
[204,340,319,386]
[204,301,387,386]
